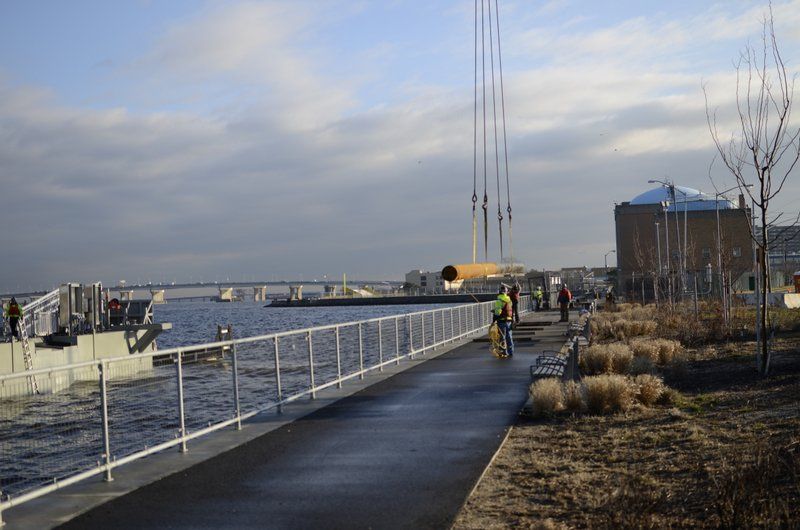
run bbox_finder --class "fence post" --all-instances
[99,361,113,482]
[358,323,364,379]
[176,351,187,453]
[335,326,342,388]
[421,313,426,355]
[450,308,455,342]
[274,337,283,412]
[231,341,242,430]
[408,315,414,359]
[432,311,436,349]
[378,320,384,371]
[307,331,316,399]
[395,317,400,365]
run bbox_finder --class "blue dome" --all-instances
[630,185,735,211]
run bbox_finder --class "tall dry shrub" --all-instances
[529,378,564,417]
[633,374,664,406]
[562,381,585,413]
[581,343,633,375]
[628,338,682,364]
[583,375,634,414]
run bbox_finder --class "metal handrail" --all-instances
[18,289,59,338]
[0,296,534,524]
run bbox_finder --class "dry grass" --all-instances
[592,316,658,341]
[581,343,633,375]
[629,337,683,364]
[530,378,565,417]
[562,381,585,413]
[633,374,665,406]
[629,356,656,375]
[583,374,634,414]
[454,339,800,529]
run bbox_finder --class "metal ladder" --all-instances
[18,315,40,395]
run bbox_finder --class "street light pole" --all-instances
[604,250,616,271]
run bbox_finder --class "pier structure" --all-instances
[288,285,303,301]
[148,289,166,304]
[0,284,171,398]
[253,286,268,301]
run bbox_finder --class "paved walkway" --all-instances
[54,313,568,529]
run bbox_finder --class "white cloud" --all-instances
[1,0,800,290]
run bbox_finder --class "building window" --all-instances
[421,275,427,281]
[702,247,711,260]
[421,281,427,286]
[732,247,742,258]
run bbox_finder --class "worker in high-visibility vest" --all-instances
[534,286,544,311]
[4,297,23,340]
[493,285,514,358]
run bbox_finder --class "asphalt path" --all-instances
[59,317,565,530]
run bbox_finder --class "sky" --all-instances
[1,0,800,292]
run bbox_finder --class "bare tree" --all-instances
[705,4,800,375]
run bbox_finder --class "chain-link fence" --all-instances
[0,297,533,524]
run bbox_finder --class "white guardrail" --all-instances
[0,296,533,525]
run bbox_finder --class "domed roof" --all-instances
[630,185,735,211]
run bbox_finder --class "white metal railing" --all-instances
[0,296,533,525]
[20,289,60,338]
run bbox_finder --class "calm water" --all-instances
[154,300,460,349]
[1,300,466,500]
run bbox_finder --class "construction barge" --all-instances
[267,293,504,307]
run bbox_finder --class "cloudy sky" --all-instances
[1,0,799,292]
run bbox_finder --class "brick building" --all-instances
[614,185,753,299]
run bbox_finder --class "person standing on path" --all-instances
[493,285,514,358]
[509,283,521,327]
[557,285,572,322]
[534,286,544,311]
[5,297,22,340]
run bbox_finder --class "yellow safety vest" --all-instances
[494,294,512,320]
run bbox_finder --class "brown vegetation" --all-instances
[454,338,800,529]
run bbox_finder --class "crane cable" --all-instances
[494,0,513,265]
[471,0,478,264]
[480,0,489,263]
[488,0,504,262]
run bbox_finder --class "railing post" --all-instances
[335,326,342,388]
[432,310,437,349]
[395,317,400,365]
[458,306,463,338]
[378,320,384,371]
[231,341,242,430]
[421,312,426,355]
[99,361,113,482]
[307,331,316,399]
[408,315,414,359]
[450,308,455,342]
[274,337,283,412]
[358,323,364,380]
[176,351,187,453]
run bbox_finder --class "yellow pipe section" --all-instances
[441,263,500,282]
